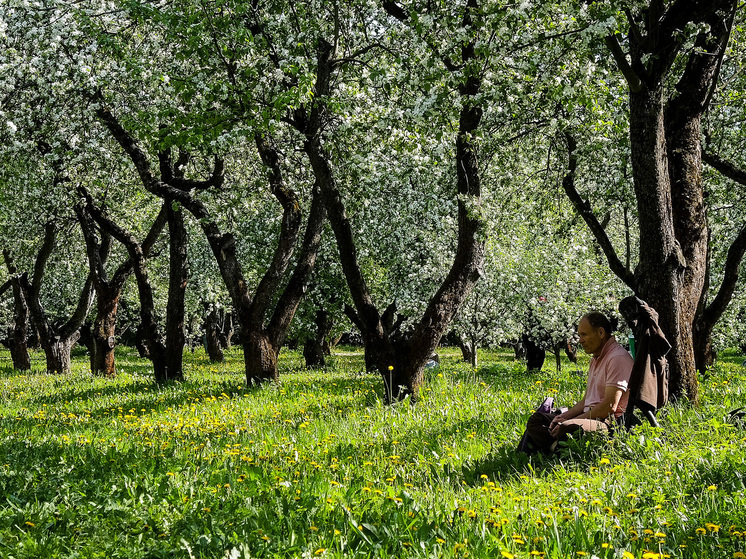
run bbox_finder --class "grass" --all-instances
[0,345,745,558]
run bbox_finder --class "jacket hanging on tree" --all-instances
[619,296,671,426]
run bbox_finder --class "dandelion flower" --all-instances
[500,552,515,559]
[706,523,721,533]
[695,528,707,536]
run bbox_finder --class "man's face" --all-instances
[578,318,605,356]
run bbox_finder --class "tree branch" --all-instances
[703,150,746,185]
[248,132,303,323]
[0,278,12,297]
[30,222,57,299]
[701,222,746,329]
[605,34,643,93]
[268,182,327,344]
[562,132,637,290]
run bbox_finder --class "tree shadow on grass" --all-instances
[462,436,608,485]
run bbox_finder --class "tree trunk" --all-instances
[78,194,167,377]
[244,330,279,384]
[303,309,332,368]
[3,250,31,371]
[628,83,692,400]
[204,304,224,362]
[165,202,188,381]
[221,312,234,349]
[81,194,170,384]
[41,332,79,375]
[90,285,119,377]
[552,347,561,373]
[135,323,151,359]
[303,28,485,401]
[18,222,95,376]
[522,334,546,372]
[96,91,324,390]
[456,335,477,368]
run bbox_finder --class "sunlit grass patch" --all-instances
[0,346,744,558]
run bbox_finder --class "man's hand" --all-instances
[548,412,570,437]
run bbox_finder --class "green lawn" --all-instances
[0,346,744,558]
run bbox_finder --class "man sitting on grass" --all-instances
[520,311,634,454]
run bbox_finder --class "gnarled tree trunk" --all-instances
[91,285,119,376]
[301,16,486,400]
[77,197,167,377]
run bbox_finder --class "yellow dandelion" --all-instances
[599,457,610,465]
[642,553,660,559]
[623,552,635,559]
[706,523,721,533]
[733,553,746,559]
[707,485,717,491]
[696,527,707,536]
[314,548,326,556]
[500,552,515,559]
[24,521,35,528]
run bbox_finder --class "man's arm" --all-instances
[549,386,624,437]
[576,385,624,420]
[549,398,586,431]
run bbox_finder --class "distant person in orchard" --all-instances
[518,311,634,454]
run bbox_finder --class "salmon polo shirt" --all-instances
[584,337,634,418]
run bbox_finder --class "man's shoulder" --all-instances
[600,338,634,366]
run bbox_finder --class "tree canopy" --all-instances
[1,1,745,402]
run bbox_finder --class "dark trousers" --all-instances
[519,410,611,454]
